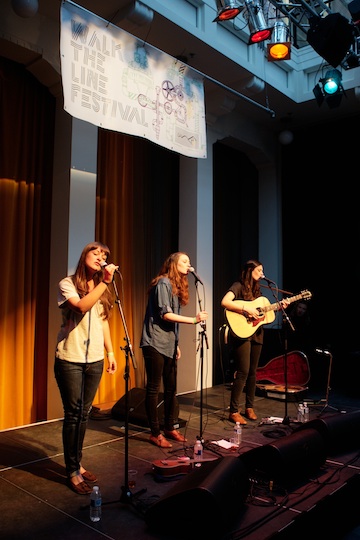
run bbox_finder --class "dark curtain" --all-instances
[213,141,259,385]
[281,115,360,394]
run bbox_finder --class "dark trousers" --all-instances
[54,358,103,477]
[142,346,177,436]
[230,341,262,412]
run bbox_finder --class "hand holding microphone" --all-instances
[100,261,120,283]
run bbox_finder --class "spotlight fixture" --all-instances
[348,0,360,27]
[267,20,291,61]
[244,0,273,45]
[307,13,355,68]
[313,69,345,108]
[213,0,244,22]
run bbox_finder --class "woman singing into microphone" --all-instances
[54,242,118,494]
[140,252,208,448]
[221,259,289,425]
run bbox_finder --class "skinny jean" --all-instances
[229,340,262,413]
[142,345,177,436]
[54,358,103,478]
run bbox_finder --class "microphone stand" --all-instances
[103,274,146,512]
[194,280,208,444]
[263,279,295,426]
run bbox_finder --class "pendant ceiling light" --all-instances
[244,0,273,44]
[213,0,244,22]
[313,68,345,108]
[267,20,291,61]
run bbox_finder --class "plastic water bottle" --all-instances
[193,437,203,462]
[297,403,304,423]
[90,485,102,522]
[234,421,242,446]
[303,402,310,422]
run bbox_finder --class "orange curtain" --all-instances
[94,132,180,406]
[0,57,55,429]
[0,56,179,430]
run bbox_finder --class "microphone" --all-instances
[100,261,120,274]
[188,266,203,285]
[261,274,274,284]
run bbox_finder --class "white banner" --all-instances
[60,1,207,158]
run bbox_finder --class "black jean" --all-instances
[142,346,177,436]
[230,340,262,413]
[54,358,103,477]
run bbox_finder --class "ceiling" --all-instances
[4,0,360,137]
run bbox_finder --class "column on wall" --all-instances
[47,115,98,420]
[177,131,215,394]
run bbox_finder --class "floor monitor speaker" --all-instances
[111,387,181,428]
[241,428,326,486]
[145,456,250,535]
[294,410,360,456]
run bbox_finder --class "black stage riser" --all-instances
[266,473,360,539]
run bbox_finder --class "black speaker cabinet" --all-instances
[294,410,360,456]
[111,387,180,428]
[145,456,250,535]
[241,428,326,487]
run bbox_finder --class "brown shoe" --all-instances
[245,408,257,421]
[149,434,172,448]
[229,412,247,425]
[164,429,187,442]
[67,479,92,495]
[82,470,97,483]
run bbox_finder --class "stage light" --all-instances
[323,69,342,94]
[267,20,291,61]
[213,0,244,22]
[313,69,345,108]
[307,13,355,68]
[348,0,360,27]
[244,0,273,44]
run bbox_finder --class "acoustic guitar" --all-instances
[224,290,312,339]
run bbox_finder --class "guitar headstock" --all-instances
[300,290,312,300]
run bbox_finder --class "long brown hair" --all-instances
[72,241,113,319]
[239,258,262,300]
[149,252,189,306]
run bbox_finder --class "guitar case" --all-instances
[256,350,310,401]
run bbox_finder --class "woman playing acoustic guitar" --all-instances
[221,259,289,425]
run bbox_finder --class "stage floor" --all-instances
[2,383,360,540]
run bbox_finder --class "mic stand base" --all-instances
[119,485,147,505]
[103,486,148,516]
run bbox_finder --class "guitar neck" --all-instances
[266,293,306,313]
